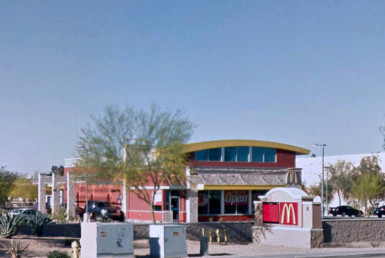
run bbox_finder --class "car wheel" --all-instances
[378,214,382,218]
[119,211,125,222]
[332,213,337,217]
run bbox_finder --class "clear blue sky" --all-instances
[1,1,385,174]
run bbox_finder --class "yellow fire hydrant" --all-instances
[71,241,80,258]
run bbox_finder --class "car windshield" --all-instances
[88,202,111,208]
[96,203,108,208]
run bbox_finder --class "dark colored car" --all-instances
[9,208,51,223]
[373,205,385,218]
[9,208,37,219]
[85,201,124,221]
[329,205,363,217]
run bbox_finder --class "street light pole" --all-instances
[325,166,330,216]
[313,143,327,218]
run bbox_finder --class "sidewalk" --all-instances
[134,240,385,257]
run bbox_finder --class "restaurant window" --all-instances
[251,147,276,163]
[195,148,222,161]
[208,148,222,161]
[264,148,276,162]
[237,147,249,162]
[224,190,249,214]
[198,190,221,215]
[224,147,237,162]
[195,146,276,163]
[251,147,264,162]
[195,150,208,161]
[225,146,249,162]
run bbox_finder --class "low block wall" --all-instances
[323,219,385,243]
[21,220,385,244]
[18,223,81,238]
[22,222,253,243]
[134,222,253,242]
[20,218,385,243]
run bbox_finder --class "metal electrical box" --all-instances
[149,224,187,258]
[80,222,134,258]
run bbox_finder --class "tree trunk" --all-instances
[150,205,156,224]
[150,189,157,224]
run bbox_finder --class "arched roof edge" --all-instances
[182,139,309,155]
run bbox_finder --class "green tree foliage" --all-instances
[350,156,385,214]
[76,104,194,223]
[305,183,321,197]
[9,177,38,202]
[328,160,354,206]
[351,172,384,214]
[306,179,333,205]
[0,167,18,208]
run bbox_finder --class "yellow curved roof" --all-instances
[183,139,309,155]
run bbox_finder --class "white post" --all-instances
[38,173,46,213]
[122,180,127,221]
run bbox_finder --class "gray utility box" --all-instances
[149,224,187,258]
[80,222,134,258]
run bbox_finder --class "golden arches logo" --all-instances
[287,170,299,184]
[280,203,296,225]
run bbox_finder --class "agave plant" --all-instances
[26,211,51,237]
[6,238,29,258]
[0,213,24,239]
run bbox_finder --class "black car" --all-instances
[85,201,124,221]
[329,205,363,217]
[374,205,385,218]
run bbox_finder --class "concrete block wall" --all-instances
[18,219,385,244]
[323,219,385,243]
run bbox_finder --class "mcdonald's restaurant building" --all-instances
[62,139,309,223]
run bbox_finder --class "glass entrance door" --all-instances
[170,197,180,221]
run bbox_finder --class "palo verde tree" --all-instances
[328,160,354,206]
[76,104,194,223]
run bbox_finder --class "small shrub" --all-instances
[97,216,112,223]
[26,211,51,237]
[51,207,67,224]
[0,213,24,238]
[47,250,71,258]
